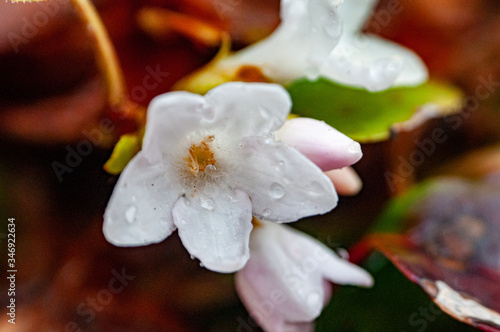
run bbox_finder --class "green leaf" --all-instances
[370,180,437,233]
[104,134,141,175]
[287,78,463,143]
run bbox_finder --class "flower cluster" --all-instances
[104,0,429,330]
[179,0,427,94]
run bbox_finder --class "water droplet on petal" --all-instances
[205,164,216,174]
[270,182,285,199]
[199,262,204,267]
[200,197,215,210]
[125,206,136,224]
[262,209,271,217]
[190,255,195,260]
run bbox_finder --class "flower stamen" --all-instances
[185,135,216,176]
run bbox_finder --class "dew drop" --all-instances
[200,198,215,210]
[190,255,195,260]
[270,182,285,199]
[262,209,271,217]
[199,262,204,267]
[205,164,217,174]
[125,206,137,224]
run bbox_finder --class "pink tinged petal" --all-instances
[275,118,363,171]
[236,222,333,324]
[205,82,292,138]
[315,246,374,287]
[236,221,372,331]
[276,221,373,287]
[325,167,363,196]
[103,152,178,246]
[235,136,337,223]
[172,188,253,273]
[235,272,315,332]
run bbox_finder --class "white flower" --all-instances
[103,82,338,273]
[224,0,343,84]
[235,220,373,332]
[322,0,428,91]
[179,0,427,93]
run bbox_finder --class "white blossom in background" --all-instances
[103,82,341,273]
[322,0,428,91]
[187,0,427,92]
[222,0,343,84]
[235,220,373,332]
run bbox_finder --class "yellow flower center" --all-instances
[185,136,216,176]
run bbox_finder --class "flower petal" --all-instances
[103,152,178,246]
[235,136,337,223]
[172,187,253,273]
[325,167,363,196]
[143,83,292,165]
[275,117,363,171]
[236,222,327,323]
[223,0,343,83]
[235,270,314,332]
[324,35,428,91]
[313,246,374,287]
[205,82,291,138]
[142,91,209,164]
[321,0,428,91]
[339,0,377,34]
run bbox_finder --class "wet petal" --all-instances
[325,167,363,196]
[205,82,291,138]
[235,270,315,332]
[143,83,292,164]
[223,0,343,83]
[235,136,337,223]
[275,117,363,171]
[172,187,253,273]
[236,222,327,323]
[142,91,208,164]
[103,152,178,246]
[322,0,428,91]
[325,35,428,91]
